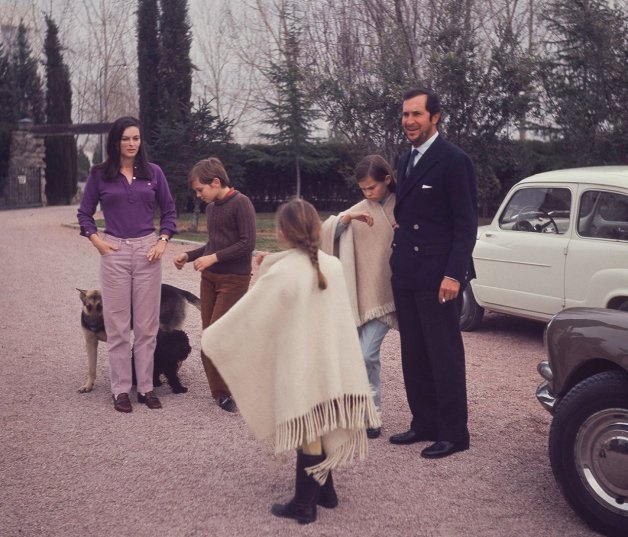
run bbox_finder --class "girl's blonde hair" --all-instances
[276,198,327,290]
[187,156,230,186]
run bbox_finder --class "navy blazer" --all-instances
[390,135,477,290]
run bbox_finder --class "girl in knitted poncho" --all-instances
[201,198,380,524]
[321,155,397,439]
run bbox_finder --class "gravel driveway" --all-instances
[0,205,599,537]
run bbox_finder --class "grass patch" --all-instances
[85,211,484,253]
[91,211,332,252]
[177,211,332,252]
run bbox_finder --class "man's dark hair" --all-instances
[402,87,441,120]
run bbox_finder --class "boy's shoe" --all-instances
[218,395,237,413]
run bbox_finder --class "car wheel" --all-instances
[549,371,628,537]
[459,284,484,331]
[617,300,628,312]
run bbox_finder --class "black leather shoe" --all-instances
[366,427,381,439]
[389,429,434,445]
[271,501,316,524]
[317,471,338,509]
[420,440,469,459]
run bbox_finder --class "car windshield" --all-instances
[499,187,571,234]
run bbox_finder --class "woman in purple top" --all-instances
[77,116,177,413]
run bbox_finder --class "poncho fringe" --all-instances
[274,393,381,484]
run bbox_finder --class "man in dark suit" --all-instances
[389,87,477,458]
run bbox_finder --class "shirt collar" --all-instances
[414,131,439,157]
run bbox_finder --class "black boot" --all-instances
[318,470,338,508]
[271,451,323,524]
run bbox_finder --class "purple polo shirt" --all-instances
[77,162,177,239]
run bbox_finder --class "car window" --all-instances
[578,190,628,241]
[499,187,571,234]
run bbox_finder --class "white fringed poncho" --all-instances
[200,248,381,483]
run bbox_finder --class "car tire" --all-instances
[549,371,628,537]
[459,284,484,331]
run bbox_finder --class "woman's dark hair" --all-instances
[402,87,441,121]
[94,116,152,182]
[354,154,396,193]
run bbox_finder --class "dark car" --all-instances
[537,307,628,537]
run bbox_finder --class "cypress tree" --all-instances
[158,0,192,124]
[10,22,44,123]
[0,43,15,122]
[0,42,17,191]
[137,0,160,145]
[43,15,77,205]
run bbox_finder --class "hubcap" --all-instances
[575,408,628,515]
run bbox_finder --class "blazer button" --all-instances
[413,224,419,230]
[392,243,396,247]
[414,246,419,252]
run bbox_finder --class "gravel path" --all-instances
[0,205,598,537]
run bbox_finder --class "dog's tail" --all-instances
[180,289,201,311]
[161,283,201,311]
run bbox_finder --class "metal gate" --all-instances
[4,166,42,208]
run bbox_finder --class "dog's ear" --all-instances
[76,288,87,301]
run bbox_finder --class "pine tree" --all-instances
[137,0,160,145]
[10,22,44,123]
[257,12,324,198]
[542,0,628,164]
[43,15,77,205]
[158,0,192,124]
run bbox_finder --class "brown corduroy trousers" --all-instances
[200,270,251,400]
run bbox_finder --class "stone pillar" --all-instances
[6,119,47,207]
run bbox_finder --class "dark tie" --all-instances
[405,148,419,178]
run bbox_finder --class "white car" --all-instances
[460,166,628,331]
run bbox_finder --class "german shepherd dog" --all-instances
[77,284,200,393]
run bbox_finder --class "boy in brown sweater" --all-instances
[174,157,256,412]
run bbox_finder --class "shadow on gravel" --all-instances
[474,312,546,340]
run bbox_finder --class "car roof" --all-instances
[518,166,628,189]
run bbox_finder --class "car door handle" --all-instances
[484,233,495,238]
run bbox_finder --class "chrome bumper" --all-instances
[536,381,556,413]
[536,361,556,413]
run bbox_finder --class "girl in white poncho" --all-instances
[201,198,380,525]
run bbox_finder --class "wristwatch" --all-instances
[158,236,169,243]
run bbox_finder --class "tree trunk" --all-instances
[295,154,301,198]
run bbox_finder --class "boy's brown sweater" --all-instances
[186,191,256,275]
